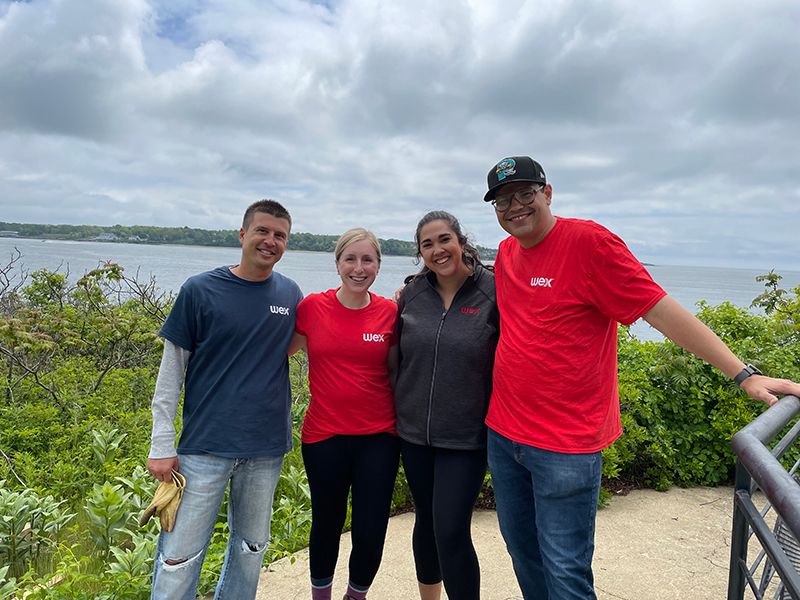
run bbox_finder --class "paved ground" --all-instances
[255,486,741,599]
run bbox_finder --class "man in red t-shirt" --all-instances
[483,156,800,600]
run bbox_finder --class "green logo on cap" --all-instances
[496,158,516,181]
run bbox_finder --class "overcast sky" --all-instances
[1,0,798,270]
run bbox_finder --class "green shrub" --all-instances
[2,261,799,596]
[0,482,75,578]
[603,279,800,490]
[0,566,15,600]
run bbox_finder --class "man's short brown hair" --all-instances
[242,199,292,230]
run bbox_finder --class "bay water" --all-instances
[2,237,799,342]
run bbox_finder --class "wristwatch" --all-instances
[733,364,763,386]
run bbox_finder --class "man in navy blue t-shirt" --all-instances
[147,199,303,600]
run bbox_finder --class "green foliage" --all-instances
[0,565,16,600]
[603,281,800,491]
[0,481,74,578]
[105,533,157,598]
[2,257,799,595]
[84,483,135,561]
[115,466,158,512]
[752,270,788,316]
[271,465,313,560]
[391,464,413,513]
[91,427,128,467]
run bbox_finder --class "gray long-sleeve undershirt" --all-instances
[148,339,190,459]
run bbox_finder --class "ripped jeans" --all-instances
[150,453,284,600]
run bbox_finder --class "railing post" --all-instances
[728,461,752,600]
[727,395,800,600]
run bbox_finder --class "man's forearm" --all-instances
[643,295,745,377]
[643,295,800,406]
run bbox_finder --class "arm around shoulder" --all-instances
[288,332,307,356]
[387,344,399,390]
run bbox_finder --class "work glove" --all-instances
[139,470,186,532]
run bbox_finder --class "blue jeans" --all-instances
[150,453,284,600]
[488,429,601,600]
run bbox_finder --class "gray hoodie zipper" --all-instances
[426,308,448,445]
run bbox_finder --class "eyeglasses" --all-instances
[491,185,544,212]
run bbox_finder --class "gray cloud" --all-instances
[0,0,798,270]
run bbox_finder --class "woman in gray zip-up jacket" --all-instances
[395,211,499,600]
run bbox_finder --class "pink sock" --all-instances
[312,583,332,600]
[345,583,368,600]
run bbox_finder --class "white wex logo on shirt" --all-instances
[362,333,386,342]
[530,276,554,288]
[270,305,291,316]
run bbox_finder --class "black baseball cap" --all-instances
[484,156,547,202]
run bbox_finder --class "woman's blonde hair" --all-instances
[334,228,382,263]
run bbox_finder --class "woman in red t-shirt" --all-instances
[290,228,399,600]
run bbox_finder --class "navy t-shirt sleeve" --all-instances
[159,282,197,351]
[293,284,304,313]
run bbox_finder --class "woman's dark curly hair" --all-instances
[405,210,491,283]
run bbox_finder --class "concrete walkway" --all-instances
[256,486,737,599]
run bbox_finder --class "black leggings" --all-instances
[302,433,400,588]
[400,440,487,600]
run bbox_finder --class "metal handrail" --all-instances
[728,395,800,600]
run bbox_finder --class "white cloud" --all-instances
[0,0,798,269]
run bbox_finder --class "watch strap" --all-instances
[734,364,762,386]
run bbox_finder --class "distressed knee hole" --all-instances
[160,548,203,571]
[240,539,267,555]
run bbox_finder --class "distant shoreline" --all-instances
[0,222,498,259]
[1,236,378,255]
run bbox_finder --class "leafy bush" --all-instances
[603,276,800,489]
[0,565,16,600]
[0,481,74,578]
[1,255,799,597]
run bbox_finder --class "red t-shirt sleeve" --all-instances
[586,232,666,325]
[295,296,310,335]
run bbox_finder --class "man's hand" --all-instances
[148,456,180,482]
[740,376,800,408]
